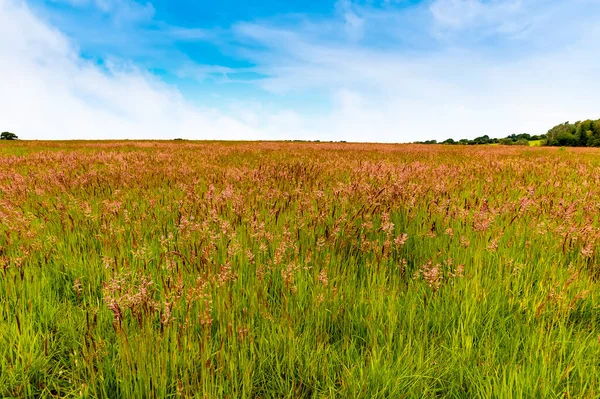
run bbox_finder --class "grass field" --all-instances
[528,140,545,146]
[2,141,600,398]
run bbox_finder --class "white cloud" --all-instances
[429,0,523,31]
[336,0,366,40]
[227,0,600,141]
[0,0,280,140]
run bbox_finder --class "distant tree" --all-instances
[546,122,577,146]
[0,132,18,140]
[473,135,491,145]
[442,138,456,145]
[575,120,592,146]
[414,139,440,144]
[589,121,600,147]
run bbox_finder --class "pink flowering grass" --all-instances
[1,141,600,397]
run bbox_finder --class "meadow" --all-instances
[1,141,600,398]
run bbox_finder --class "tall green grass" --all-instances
[1,141,600,397]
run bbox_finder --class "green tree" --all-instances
[575,120,592,146]
[0,132,18,140]
[546,122,576,146]
[588,120,600,147]
[473,135,491,145]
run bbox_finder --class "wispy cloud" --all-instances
[0,0,273,140]
[335,0,366,41]
[430,0,523,31]
[3,0,600,141]
[223,0,600,141]
[49,0,155,22]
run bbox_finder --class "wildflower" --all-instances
[581,242,594,258]
[394,233,408,248]
[318,268,328,287]
[199,301,213,328]
[420,261,442,292]
[316,293,325,304]
[460,236,470,248]
[451,264,465,278]
[487,237,500,252]
[237,326,249,342]
[73,278,83,299]
[161,301,174,326]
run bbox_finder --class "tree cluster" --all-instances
[416,118,600,147]
[0,132,18,140]
[545,119,600,147]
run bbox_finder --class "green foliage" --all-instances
[546,119,600,147]
[419,132,545,146]
[0,132,18,140]
[514,138,530,146]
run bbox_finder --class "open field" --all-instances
[528,140,545,147]
[2,141,600,398]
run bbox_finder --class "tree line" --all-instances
[545,119,600,147]
[415,118,600,147]
[415,133,546,146]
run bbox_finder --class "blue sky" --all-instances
[1,0,600,141]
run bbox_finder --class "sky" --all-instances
[1,0,599,142]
